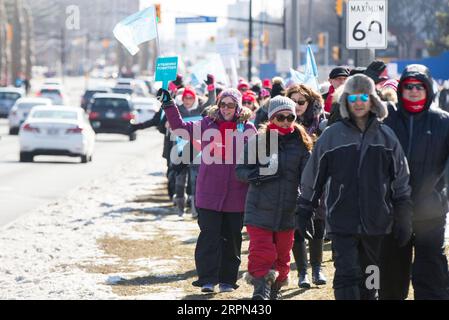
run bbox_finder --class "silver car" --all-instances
[8,97,53,135]
[0,87,25,118]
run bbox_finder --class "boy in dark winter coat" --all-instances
[381,64,449,300]
[236,96,312,300]
[297,74,412,300]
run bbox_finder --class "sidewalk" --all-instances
[3,145,447,300]
[0,144,336,300]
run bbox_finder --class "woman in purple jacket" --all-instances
[158,87,257,293]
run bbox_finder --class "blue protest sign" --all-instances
[155,56,179,89]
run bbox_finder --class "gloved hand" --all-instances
[130,122,143,133]
[393,218,412,247]
[392,200,413,247]
[204,74,215,92]
[156,88,174,108]
[296,205,315,240]
[247,170,279,186]
[204,74,215,86]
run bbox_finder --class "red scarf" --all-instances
[324,85,335,113]
[268,122,295,135]
[211,120,237,161]
[402,97,426,114]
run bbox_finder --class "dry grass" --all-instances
[74,180,449,300]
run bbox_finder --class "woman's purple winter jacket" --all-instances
[164,104,257,213]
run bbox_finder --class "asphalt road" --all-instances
[0,77,163,226]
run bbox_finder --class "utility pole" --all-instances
[283,0,287,49]
[61,26,65,82]
[291,0,300,69]
[248,0,253,82]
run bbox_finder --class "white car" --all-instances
[8,97,53,135]
[19,106,95,163]
[132,97,161,124]
[37,85,66,105]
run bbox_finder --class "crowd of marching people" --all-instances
[132,60,449,300]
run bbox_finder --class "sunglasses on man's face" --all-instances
[219,102,237,110]
[347,94,369,103]
[275,114,296,122]
[242,100,254,105]
[403,83,425,91]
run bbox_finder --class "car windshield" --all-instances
[0,92,21,101]
[84,90,108,99]
[92,98,130,111]
[32,110,78,120]
[40,89,61,95]
[18,103,47,110]
[112,88,133,95]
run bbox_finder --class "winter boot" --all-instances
[292,241,310,288]
[174,197,185,217]
[245,270,277,300]
[334,286,361,300]
[270,277,289,300]
[310,239,327,285]
[190,196,198,218]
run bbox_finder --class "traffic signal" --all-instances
[155,4,161,23]
[332,46,340,62]
[318,32,325,49]
[335,0,343,17]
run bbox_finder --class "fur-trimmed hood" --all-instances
[206,105,253,123]
[339,74,388,121]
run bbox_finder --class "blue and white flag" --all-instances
[290,45,319,92]
[113,6,158,56]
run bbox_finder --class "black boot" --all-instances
[334,286,361,300]
[245,271,276,300]
[292,241,310,288]
[310,239,327,285]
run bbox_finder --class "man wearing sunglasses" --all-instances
[381,64,449,300]
[297,74,412,300]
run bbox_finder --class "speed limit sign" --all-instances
[347,0,388,49]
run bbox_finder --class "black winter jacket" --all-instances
[384,66,449,221]
[236,126,311,231]
[299,102,412,235]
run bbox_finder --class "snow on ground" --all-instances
[0,153,198,300]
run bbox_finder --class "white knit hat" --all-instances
[268,96,296,119]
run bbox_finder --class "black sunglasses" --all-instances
[275,114,296,122]
[292,100,307,106]
[403,83,425,91]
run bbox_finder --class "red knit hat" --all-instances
[262,78,272,89]
[182,86,196,100]
[242,91,257,103]
[237,81,250,92]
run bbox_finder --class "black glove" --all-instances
[204,74,215,86]
[392,200,413,247]
[247,170,279,186]
[156,88,174,108]
[393,218,412,247]
[130,122,144,132]
[296,200,315,240]
[173,74,184,87]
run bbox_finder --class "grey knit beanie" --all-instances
[268,96,296,119]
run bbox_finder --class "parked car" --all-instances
[87,93,137,141]
[8,97,53,135]
[112,85,133,96]
[19,105,96,163]
[132,97,161,124]
[37,85,66,105]
[0,87,25,118]
[81,87,111,110]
